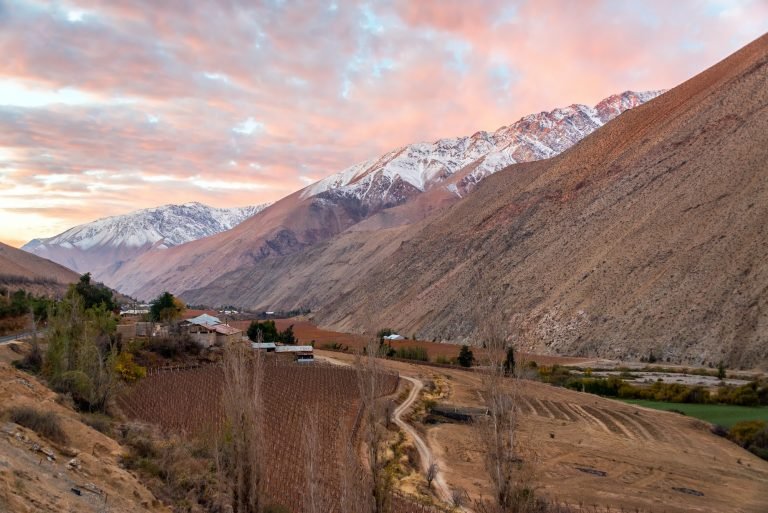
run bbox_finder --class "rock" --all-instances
[38,446,55,460]
[66,457,81,471]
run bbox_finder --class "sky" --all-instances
[0,0,766,247]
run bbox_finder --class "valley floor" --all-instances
[317,349,768,513]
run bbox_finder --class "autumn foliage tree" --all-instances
[149,292,186,323]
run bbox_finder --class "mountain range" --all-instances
[30,90,660,301]
[22,202,269,280]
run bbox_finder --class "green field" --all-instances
[618,399,768,427]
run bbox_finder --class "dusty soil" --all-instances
[317,350,768,513]
[0,361,166,513]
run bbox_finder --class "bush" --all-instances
[52,370,92,407]
[458,345,474,368]
[321,342,349,352]
[12,342,43,374]
[7,406,68,445]
[146,335,200,359]
[81,413,113,437]
[394,346,428,362]
[114,352,147,382]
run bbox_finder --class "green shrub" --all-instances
[458,345,474,368]
[7,406,68,445]
[394,346,428,362]
[728,420,767,447]
[52,370,92,404]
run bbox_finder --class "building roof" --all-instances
[275,345,314,353]
[252,342,277,350]
[185,313,222,327]
[182,309,220,320]
[213,324,241,336]
[383,334,405,340]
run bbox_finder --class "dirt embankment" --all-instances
[0,357,166,513]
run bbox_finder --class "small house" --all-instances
[213,323,242,345]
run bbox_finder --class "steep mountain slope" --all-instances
[0,241,80,295]
[310,34,768,368]
[109,92,659,299]
[22,202,268,280]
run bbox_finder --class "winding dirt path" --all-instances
[317,353,466,510]
[395,375,457,508]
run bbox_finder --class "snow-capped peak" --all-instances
[302,90,665,202]
[23,202,270,253]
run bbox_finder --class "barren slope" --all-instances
[314,34,768,368]
[0,361,166,513]
[0,241,80,296]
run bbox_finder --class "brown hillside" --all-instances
[311,33,768,368]
[0,242,80,296]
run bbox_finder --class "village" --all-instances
[117,307,316,363]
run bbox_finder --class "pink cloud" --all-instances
[0,0,765,246]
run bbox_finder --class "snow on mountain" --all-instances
[25,202,267,252]
[303,90,665,203]
[21,202,270,277]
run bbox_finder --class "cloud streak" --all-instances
[0,0,765,245]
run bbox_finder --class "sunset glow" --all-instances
[1,0,766,246]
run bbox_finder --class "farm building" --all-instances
[135,322,167,338]
[251,343,313,362]
[180,314,242,348]
[383,334,405,341]
[213,324,242,345]
[184,323,216,347]
[184,313,222,326]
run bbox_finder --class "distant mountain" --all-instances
[305,90,663,206]
[0,241,80,296]
[22,202,269,280]
[104,91,660,300]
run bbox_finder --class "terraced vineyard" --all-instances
[118,358,448,513]
[517,395,683,444]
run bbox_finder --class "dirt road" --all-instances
[317,352,464,509]
[394,375,459,509]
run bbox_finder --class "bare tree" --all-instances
[219,340,265,513]
[302,403,332,513]
[477,314,525,512]
[338,411,365,513]
[355,338,391,513]
[451,488,467,508]
[426,459,439,489]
